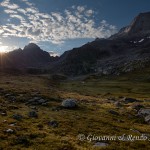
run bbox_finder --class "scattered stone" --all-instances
[1,111,7,116]
[130,103,144,111]
[5,129,14,133]
[8,105,19,110]
[123,97,140,103]
[114,101,122,107]
[30,106,37,110]
[26,97,47,105]
[28,111,38,118]
[94,142,109,147]
[12,114,23,121]
[5,93,12,98]
[108,110,119,115]
[51,107,61,111]
[38,99,46,104]
[61,99,77,108]
[48,121,59,128]
[15,136,30,145]
[9,123,16,127]
[41,102,48,106]
[130,129,141,133]
[144,115,150,124]
[138,108,150,116]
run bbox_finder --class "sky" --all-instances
[0,0,150,56]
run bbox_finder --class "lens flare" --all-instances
[0,46,8,53]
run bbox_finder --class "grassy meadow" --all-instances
[0,69,150,150]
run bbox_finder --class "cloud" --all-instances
[48,51,59,57]
[1,0,19,9]
[0,0,117,45]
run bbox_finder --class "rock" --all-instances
[48,121,59,128]
[138,108,150,116]
[27,97,47,105]
[9,123,16,127]
[38,99,46,104]
[108,110,119,115]
[15,136,30,145]
[41,102,48,106]
[130,129,141,133]
[130,103,144,111]
[144,115,150,124]
[12,114,23,121]
[28,111,38,118]
[114,101,122,107]
[30,106,37,110]
[61,99,77,108]
[5,93,12,98]
[51,107,61,111]
[123,97,140,103]
[5,129,14,133]
[1,111,7,116]
[94,142,109,147]
[8,105,19,109]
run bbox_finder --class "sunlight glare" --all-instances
[0,46,8,53]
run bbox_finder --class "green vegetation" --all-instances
[0,69,150,150]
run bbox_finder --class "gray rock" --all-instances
[38,99,46,104]
[12,114,23,121]
[1,111,7,116]
[27,97,47,105]
[138,108,150,116]
[15,136,30,145]
[61,99,77,108]
[108,110,119,115]
[114,101,122,107]
[48,120,59,128]
[5,129,14,133]
[94,142,109,147]
[123,97,140,103]
[144,115,150,124]
[130,103,144,111]
[28,111,38,118]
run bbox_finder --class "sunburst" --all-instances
[0,46,8,53]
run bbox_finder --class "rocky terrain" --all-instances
[48,12,150,76]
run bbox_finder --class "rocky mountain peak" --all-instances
[23,43,41,51]
[110,11,150,39]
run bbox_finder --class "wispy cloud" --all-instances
[0,0,117,45]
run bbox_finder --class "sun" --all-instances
[0,46,8,53]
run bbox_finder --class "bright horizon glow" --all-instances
[0,46,9,53]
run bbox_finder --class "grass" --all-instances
[0,69,150,149]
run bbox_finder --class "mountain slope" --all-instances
[0,43,57,69]
[50,12,150,76]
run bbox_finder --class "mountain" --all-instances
[1,12,150,76]
[49,12,150,76]
[0,43,57,70]
[110,12,150,39]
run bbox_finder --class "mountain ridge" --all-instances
[0,12,150,75]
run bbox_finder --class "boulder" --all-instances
[138,108,150,116]
[61,99,77,108]
[144,115,150,124]
[130,103,144,111]
[123,97,140,103]
[108,110,119,115]
[28,111,38,118]
[12,114,23,121]
[48,121,59,128]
